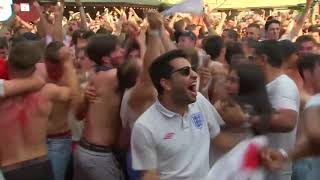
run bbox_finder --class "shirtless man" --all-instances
[43,41,80,180]
[73,35,126,180]
[0,41,72,180]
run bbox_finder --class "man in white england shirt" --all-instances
[130,49,224,180]
[251,40,300,180]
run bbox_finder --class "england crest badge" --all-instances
[191,112,204,129]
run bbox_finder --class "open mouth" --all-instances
[187,83,197,97]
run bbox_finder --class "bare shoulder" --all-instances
[93,69,118,86]
[41,83,70,100]
[99,69,117,79]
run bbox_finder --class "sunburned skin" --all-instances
[45,62,63,82]
[0,92,51,166]
[37,48,78,136]
[36,62,66,136]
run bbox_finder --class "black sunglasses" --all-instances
[170,66,191,76]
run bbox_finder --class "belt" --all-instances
[1,155,48,172]
[79,138,113,153]
[47,130,72,139]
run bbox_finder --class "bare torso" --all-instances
[47,103,70,135]
[82,69,122,146]
[0,90,52,166]
[36,63,71,135]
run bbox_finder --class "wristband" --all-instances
[279,148,289,159]
[148,30,160,37]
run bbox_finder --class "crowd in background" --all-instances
[0,0,320,180]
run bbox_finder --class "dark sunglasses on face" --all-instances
[170,66,191,76]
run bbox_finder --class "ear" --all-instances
[160,78,172,92]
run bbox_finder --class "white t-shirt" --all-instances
[305,94,320,109]
[131,93,221,180]
[266,74,300,177]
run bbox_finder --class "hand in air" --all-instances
[147,10,163,30]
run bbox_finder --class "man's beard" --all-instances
[171,86,195,106]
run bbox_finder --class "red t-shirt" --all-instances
[0,58,9,80]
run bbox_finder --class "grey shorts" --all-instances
[73,144,124,180]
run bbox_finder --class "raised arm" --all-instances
[215,12,227,35]
[283,0,313,40]
[33,0,50,38]
[126,11,163,115]
[75,0,88,30]
[52,1,64,42]
[15,16,34,31]
[143,11,163,74]
[131,8,143,22]
[135,27,147,60]
[58,46,81,109]
[113,7,122,16]
[86,13,93,23]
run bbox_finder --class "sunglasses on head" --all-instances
[170,66,192,76]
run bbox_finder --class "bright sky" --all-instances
[162,0,306,8]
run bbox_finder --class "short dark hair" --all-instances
[223,29,239,42]
[254,40,283,68]
[8,41,41,71]
[265,19,280,31]
[203,35,224,60]
[278,40,298,59]
[86,35,119,65]
[295,35,316,47]
[21,32,41,41]
[298,54,320,79]
[231,63,272,129]
[117,59,140,92]
[248,23,260,30]
[45,41,65,64]
[149,49,188,95]
[225,42,244,65]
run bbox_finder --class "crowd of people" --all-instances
[0,0,320,179]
